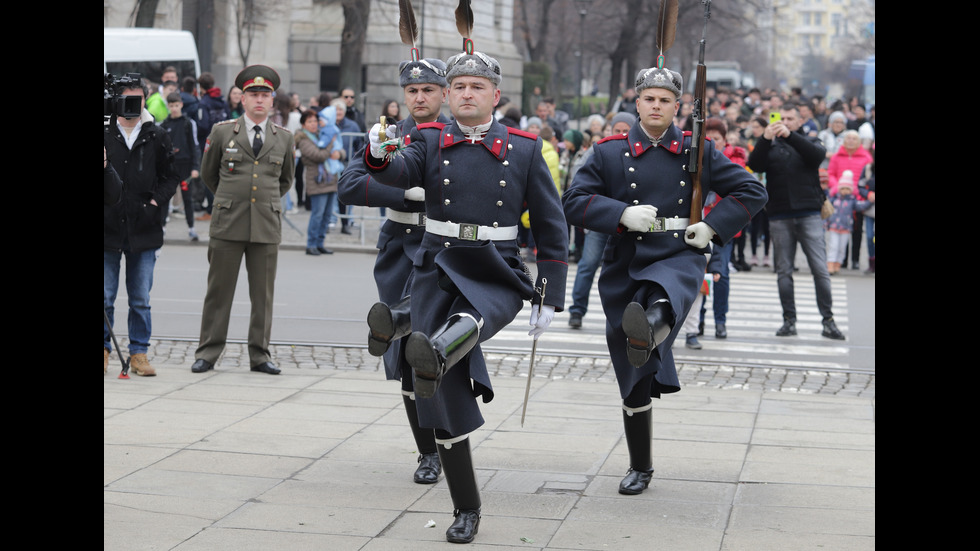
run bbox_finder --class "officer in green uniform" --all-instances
[190,65,295,375]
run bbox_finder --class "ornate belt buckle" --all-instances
[650,217,665,232]
[458,223,479,241]
[417,213,426,226]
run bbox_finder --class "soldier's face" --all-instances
[448,76,499,126]
[404,84,446,123]
[636,87,678,137]
[242,89,272,122]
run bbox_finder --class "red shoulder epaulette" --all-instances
[683,130,693,137]
[417,122,446,131]
[597,133,628,145]
[507,127,539,140]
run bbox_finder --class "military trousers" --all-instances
[195,237,279,366]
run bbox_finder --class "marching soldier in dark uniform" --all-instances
[190,65,295,375]
[563,66,767,495]
[362,45,568,543]
[338,57,451,486]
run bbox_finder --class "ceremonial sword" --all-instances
[521,278,547,427]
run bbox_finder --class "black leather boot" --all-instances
[402,393,441,484]
[619,404,654,495]
[405,314,480,399]
[622,299,673,367]
[367,296,412,357]
[438,437,481,544]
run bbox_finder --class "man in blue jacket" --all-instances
[564,66,767,496]
[361,49,568,544]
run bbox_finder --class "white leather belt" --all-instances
[425,219,519,241]
[386,209,426,226]
[629,217,691,232]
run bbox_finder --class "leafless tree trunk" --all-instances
[130,0,159,27]
[340,0,372,93]
[518,0,558,64]
[605,0,643,110]
[234,0,258,66]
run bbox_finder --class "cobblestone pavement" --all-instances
[132,338,875,399]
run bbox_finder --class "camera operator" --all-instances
[104,76,178,375]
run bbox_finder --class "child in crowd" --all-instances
[825,170,872,274]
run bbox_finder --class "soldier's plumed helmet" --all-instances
[399,58,448,88]
[445,51,502,87]
[236,65,281,93]
[634,67,683,98]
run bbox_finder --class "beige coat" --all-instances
[295,131,337,196]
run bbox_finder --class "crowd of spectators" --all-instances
[145,65,876,283]
[139,66,374,242]
[500,84,875,276]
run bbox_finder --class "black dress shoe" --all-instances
[618,467,654,495]
[191,358,214,373]
[317,246,334,255]
[715,323,727,339]
[414,452,441,484]
[446,509,480,543]
[568,312,583,329]
[341,226,352,235]
[251,362,281,375]
[305,247,321,256]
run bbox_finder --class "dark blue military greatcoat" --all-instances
[366,119,568,436]
[563,123,766,400]
[339,114,450,377]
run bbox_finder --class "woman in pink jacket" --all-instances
[827,130,873,195]
[826,130,874,270]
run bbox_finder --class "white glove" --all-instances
[528,304,556,340]
[684,221,715,248]
[368,123,398,158]
[404,187,425,202]
[619,205,659,232]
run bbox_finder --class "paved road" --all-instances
[112,231,874,398]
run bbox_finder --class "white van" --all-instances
[687,61,747,92]
[104,27,201,83]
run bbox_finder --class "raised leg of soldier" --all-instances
[367,295,412,357]
[621,285,674,367]
[405,306,482,399]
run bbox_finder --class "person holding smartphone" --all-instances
[747,103,844,340]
